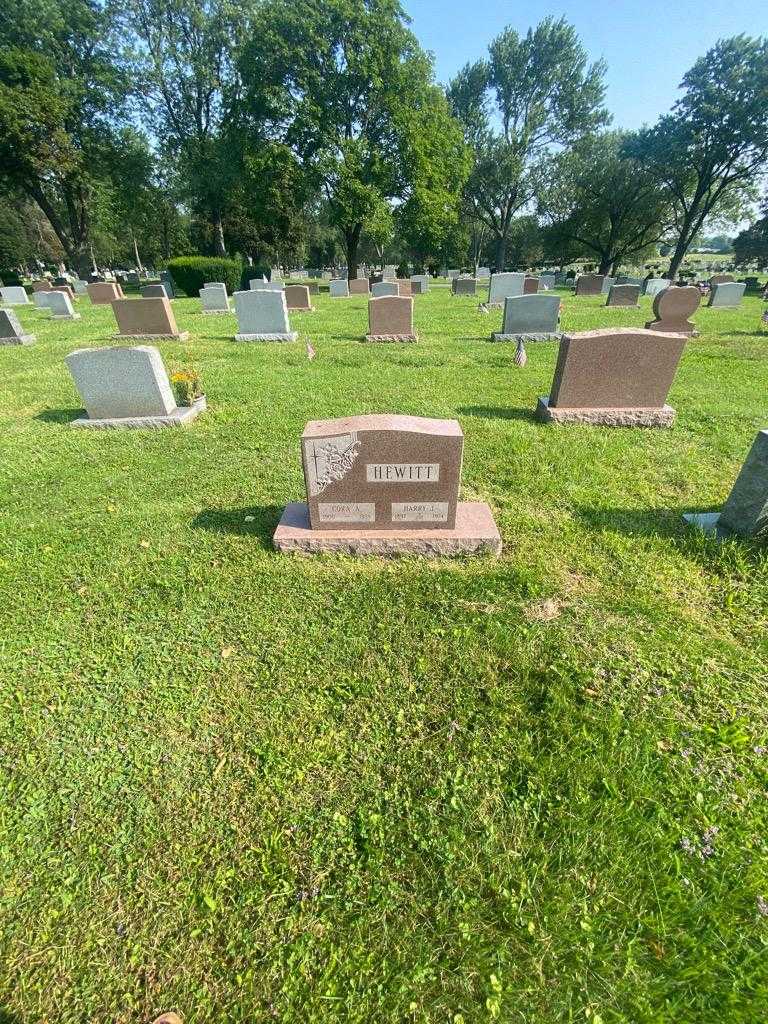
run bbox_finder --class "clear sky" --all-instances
[404,0,759,130]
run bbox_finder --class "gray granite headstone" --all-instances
[411,275,429,292]
[200,284,230,313]
[492,294,561,341]
[233,289,297,341]
[159,271,175,297]
[65,345,177,419]
[488,272,525,306]
[684,431,768,539]
[0,308,35,344]
[539,274,556,289]
[330,279,350,298]
[37,290,80,319]
[73,279,89,294]
[371,281,399,298]
[606,284,640,307]
[644,279,670,297]
[249,279,284,291]
[708,282,746,308]
[0,286,30,306]
[600,276,616,294]
[141,284,168,299]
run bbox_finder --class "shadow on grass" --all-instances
[34,407,81,425]
[458,405,539,424]
[192,505,283,549]
[0,1009,23,1023]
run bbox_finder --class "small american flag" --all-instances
[306,341,316,360]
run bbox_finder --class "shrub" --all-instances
[239,264,271,291]
[0,269,22,288]
[169,368,204,406]
[166,257,242,297]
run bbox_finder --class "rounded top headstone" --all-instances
[652,286,700,321]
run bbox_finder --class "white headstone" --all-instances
[0,308,35,344]
[645,279,670,297]
[410,275,429,292]
[0,286,30,306]
[488,272,525,306]
[330,279,350,298]
[233,289,297,341]
[65,345,177,420]
[38,290,80,319]
[372,281,399,298]
[200,284,230,313]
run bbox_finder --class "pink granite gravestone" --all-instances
[284,285,313,311]
[112,297,189,340]
[32,280,52,292]
[710,274,734,286]
[87,282,124,304]
[536,327,687,427]
[365,296,417,342]
[606,284,640,307]
[575,274,605,296]
[349,278,370,295]
[523,276,539,294]
[273,414,501,556]
[397,280,412,297]
[645,286,700,335]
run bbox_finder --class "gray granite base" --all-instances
[363,334,418,343]
[273,502,502,557]
[536,396,676,427]
[490,332,562,342]
[0,334,35,345]
[113,331,190,341]
[234,332,298,342]
[70,395,207,430]
[682,512,736,541]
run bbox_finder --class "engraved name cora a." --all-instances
[366,463,440,483]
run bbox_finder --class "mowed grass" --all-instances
[1,284,767,1024]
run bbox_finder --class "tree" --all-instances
[733,199,768,268]
[539,131,671,274]
[117,0,261,257]
[240,0,468,279]
[448,18,608,270]
[0,0,128,273]
[630,35,768,280]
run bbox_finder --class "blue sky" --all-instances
[404,0,758,130]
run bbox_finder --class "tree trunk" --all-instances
[494,235,506,272]
[667,237,689,281]
[212,211,226,257]
[345,224,362,281]
[132,231,144,272]
[598,255,612,275]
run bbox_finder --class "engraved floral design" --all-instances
[311,433,361,495]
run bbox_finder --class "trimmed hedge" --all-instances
[166,257,243,297]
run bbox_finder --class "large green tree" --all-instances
[630,35,768,280]
[0,0,128,273]
[240,0,468,279]
[733,198,768,268]
[117,0,261,256]
[539,131,671,274]
[448,18,608,271]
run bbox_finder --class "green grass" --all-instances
[1,285,767,1024]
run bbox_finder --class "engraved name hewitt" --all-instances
[366,463,440,482]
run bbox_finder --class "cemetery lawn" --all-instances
[2,286,768,1024]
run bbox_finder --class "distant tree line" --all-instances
[0,0,766,278]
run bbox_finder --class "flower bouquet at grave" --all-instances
[170,368,204,407]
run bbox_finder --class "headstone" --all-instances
[523,276,539,295]
[73,280,89,295]
[32,280,52,292]
[539,274,556,289]
[600,276,616,294]
[349,278,370,296]
[112,297,189,340]
[536,327,687,427]
[0,286,31,306]
[488,272,524,307]
[606,284,640,307]
[272,414,501,556]
[141,284,168,299]
[446,269,460,280]
[383,266,398,281]
[645,286,700,335]
[491,294,561,342]
[575,274,605,296]
[554,272,568,287]
[644,278,670,297]
[87,282,123,304]
[233,289,297,342]
[365,295,417,342]
[0,308,35,345]
[477,267,491,279]
[371,281,399,298]
[285,284,313,311]
[410,275,429,294]
[710,274,734,286]
[200,283,230,314]
[159,271,175,298]
[708,282,746,308]
[616,276,643,287]
[452,277,477,296]
[65,345,205,429]
[52,285,76,302]
[37,290,81,320]
[684,431,768,539]
[249,279,284,292]
[307,282,319,295]
[127,271,140,287]
[330,280,350,298]
[397,280,412,297]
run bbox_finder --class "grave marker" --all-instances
[233,290,297,342]
[37,290,81,320]
[200,283,230,314]
[371,281,399,298]
[452,277,477,296]
[684,431,768,539]
[87,282,124,304]
[487,272,525,307]
[708,282,746,308]
[645,286,700,335]
[285,284,313,311]
[365,295,417,342]
[273,414,501,556]
[410,275,429,294]
[397,280,413,297]
[536,327,686,427]
[0,286,31,306]
[329,279,350,298]
[575,274,604,296]
[65,345,206,429]
[523,276,539,294]
[491,294,561,342]
[606,284,640,307]
[112,297,188,340]
[349,278,370,296]
[644,278,670,297]
[141,284,168,299]
[0,308,35,345]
